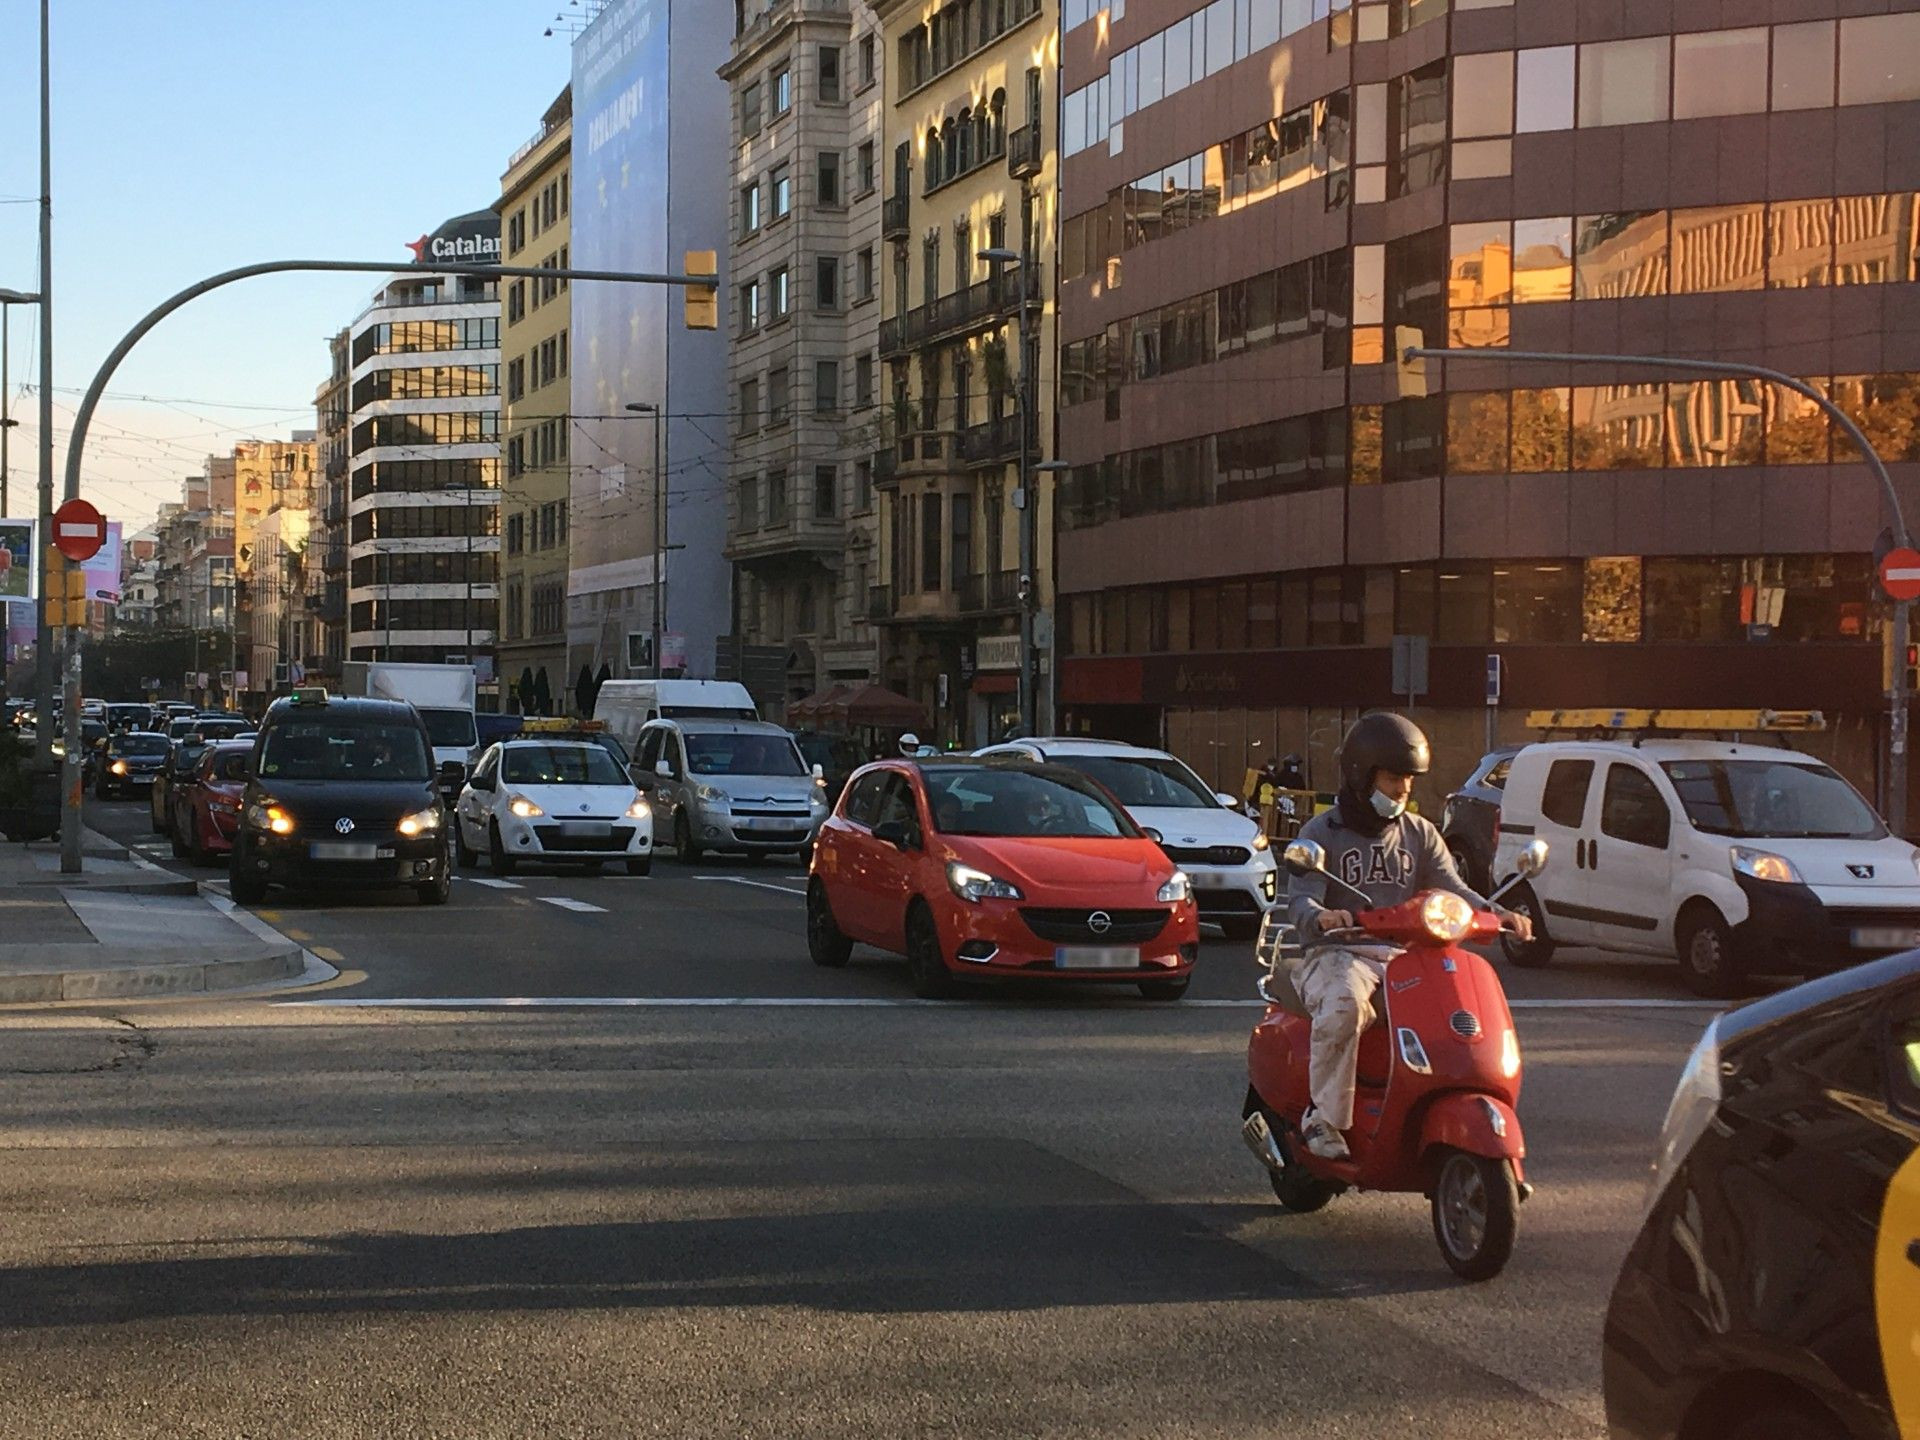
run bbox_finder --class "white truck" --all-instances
[340,661,480,801]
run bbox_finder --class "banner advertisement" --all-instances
[0,517,36,601]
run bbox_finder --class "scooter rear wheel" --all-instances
[1270,1164,1337,1213]
[1431,1149,1519,1282]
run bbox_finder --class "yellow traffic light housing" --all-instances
[1394,326,1428,399]
[684,250,718,330]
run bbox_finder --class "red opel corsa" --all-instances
[173,740,253,865]
[807,758,1201,999]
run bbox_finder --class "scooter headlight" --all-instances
[1420,891,1474,943]
[1499,1027,1521,1079]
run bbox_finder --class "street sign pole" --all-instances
[1485,653,1502,754]
[51,497,106,874]
[1412,342,1917,834]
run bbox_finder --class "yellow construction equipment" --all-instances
[1526,708,1827,734]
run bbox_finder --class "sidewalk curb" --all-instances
[18,875,201,897]
[0,943,306,1003]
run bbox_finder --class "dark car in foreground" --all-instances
[1601,951,1920,1439]
[94,730,171,798]
[228,690,449,907]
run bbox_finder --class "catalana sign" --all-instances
[405,209,502,265]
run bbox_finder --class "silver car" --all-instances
[636,718,828,861]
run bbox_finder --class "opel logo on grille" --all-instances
[1088,911,1113,935]
[334,817,354,835]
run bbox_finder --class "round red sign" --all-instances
[52,498,107,564]
[1881,546,1920,602]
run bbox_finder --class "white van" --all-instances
[593,680,757,754]
[1492,738,1920,996]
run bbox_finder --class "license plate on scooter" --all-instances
[1054,946,1138,970]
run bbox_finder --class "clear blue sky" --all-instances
[0,1,576,534]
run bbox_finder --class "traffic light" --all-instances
[683,250,718,330]
[1884,634,1920,693]
[1394,325,1428,399]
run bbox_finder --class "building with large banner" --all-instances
[567,0,731,687]
[343,211,502,675]
[1054,1,1920,812]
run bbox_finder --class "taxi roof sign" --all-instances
[290,687,330,705]
[517,718,606,734]
[1527,708,1827,734]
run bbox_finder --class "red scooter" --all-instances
[1241,838,1549,1281]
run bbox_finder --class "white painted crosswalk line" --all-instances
[539,896,608,914]
[459,876,523,890]
[693,875,807,897]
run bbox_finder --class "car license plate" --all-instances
[1853,927,1920,949]
[309,841,380,861]
[1054,946,1139,970]
[559,821,611,838]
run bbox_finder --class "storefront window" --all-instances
[1492,562,1581,642]
[1126,589,1160,653]
[1279,573,1309,648]
[1447,391,1510,474]
[1248,578,1280,649]
[1308,572,1358,646]
[1510,387,1572,471]
[1101,590,1127,653]
[1773,555,1872,641]
[1645,557,1741,642]
[1217,580,1250,650]
[1583,557,1643,642]
[1573,384,1665,469]
[1437,567,1491,644]
[1166,586,1191,651]
[1191,582,1221,651]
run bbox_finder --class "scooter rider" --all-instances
[1285,712,1531,1161]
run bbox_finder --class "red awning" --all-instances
[830,683,927,730]
[971,674,1017,694]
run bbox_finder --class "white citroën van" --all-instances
[1492,714,1920,996]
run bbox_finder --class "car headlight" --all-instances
[245,801,295,835]
[110,759,128,775]
[695,783,727,805]
[626,797,651,819]
[397,806,442,837]
[1420,891,1475,943]
[1730,846,1802,884]
[947,861,1023,902]
[1646,1019,1723,1214]
[1250,831,1270,852]
[507,794,544,818]
[1156,871,1193,904]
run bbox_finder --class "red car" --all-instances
[807,758,1200,999]
[171,740,252,865]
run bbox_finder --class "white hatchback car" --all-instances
[455,737,655,876]
[974,737,1280,939]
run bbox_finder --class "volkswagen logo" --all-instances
[334,817,355,835]
[1848,863,1875,879]
[1087,911,1113,935]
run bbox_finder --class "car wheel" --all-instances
[625,856,652,877]
[454,821,477,870]
[1676,903,1743,998]
[1217,915,1262,943]
[807,880,853,968]
[904,902,955,998]
[488,821,517,878]
[1430,1149,1519,1282]
[1721,1400,1847,1440]
[1138,974,1191,1001]
[227,852,269,906]
[674,810,703,864]
[417,863,451,906]
[1498,882,1556,969]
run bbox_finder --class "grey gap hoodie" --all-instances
[1286,805,1488,949]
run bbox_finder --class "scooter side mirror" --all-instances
[1514,839,1548,878]
[1281,839,1327,877]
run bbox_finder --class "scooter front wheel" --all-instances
[1431,1149,1519,1282]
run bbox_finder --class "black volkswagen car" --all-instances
[94,730,171,798]
[228,691,450,907]
[1602,951,1920,1440]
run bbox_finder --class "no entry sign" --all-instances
[1881,546,1920,602]
[52,498,106,563]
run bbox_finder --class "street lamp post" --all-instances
[625,401,665,678]
[977,246,1036,737]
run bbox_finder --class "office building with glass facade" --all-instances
[1056,0,1920,803]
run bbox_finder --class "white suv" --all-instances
[974,737,1279,939]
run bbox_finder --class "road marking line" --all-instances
[539,896,608,914]
[460,877,523,890]
[692,875,807,896]
[311,946,344,963]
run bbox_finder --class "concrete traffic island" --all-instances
[0,830,306,1003]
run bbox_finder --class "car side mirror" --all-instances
[873,819,916,850]
[471,774,494,792]
[1142,826,1164,844]
[1215,791,1239,808]
[655,759,673,779]
[438,760,464,781]
[1281,838,1328,877]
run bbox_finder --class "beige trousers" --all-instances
[1296,945,1392,1132]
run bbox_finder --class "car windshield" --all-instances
[1660,759,1885,840]
[924,767,1135,839]
[209,751,250,782]
[174,742,210,771]
[197,720,248,739]
[502,744,628,786]
[420,708,478,749]
[1050,754,1217,810]
[116,735,170,757]
[259,721,432,782]
[684,732,806,777]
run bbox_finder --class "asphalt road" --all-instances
[0,796,1721,1438]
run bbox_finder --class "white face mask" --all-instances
[1370,787,1406,820]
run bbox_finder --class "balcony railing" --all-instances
[900,0,1043,97]
[882,194,909,239]
[987,568,1020,608]
[1008,122,1042,178]
[880,264,1039,356]
[959,411,1031,466]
